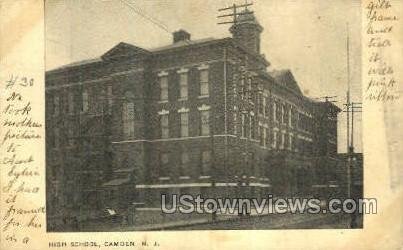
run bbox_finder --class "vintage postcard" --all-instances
[0,0,402,249]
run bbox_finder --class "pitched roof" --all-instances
[47,36,269,73]
[51,57,102,71]
[149,37,217,52]
[269,69,303,95]
[47,38,222,73]
[101,42,151,60]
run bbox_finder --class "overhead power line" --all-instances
[119,0,171,33]
[118,0,192,46]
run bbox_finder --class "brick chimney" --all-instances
[173,29,191,43]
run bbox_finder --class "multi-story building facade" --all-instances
[46,11,341,225]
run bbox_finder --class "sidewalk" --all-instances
[116,208,340,231]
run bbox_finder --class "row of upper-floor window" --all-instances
[122,102,211,139]
[158,107,211,139]
[47,85,113,116]
[48,96,315,150]
[158,66,209,102]
[231,76,313,128]
[48,87,314,137]
[256,125,314,154]
[231,80,315,134]
[253,92,314,133]
[121,101,315,144]
[47,68,209,116]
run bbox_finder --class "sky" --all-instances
[45,0,362,153]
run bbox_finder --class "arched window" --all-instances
[122,91,135,138]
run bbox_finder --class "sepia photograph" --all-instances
[44,0,365,232]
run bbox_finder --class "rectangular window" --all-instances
[258,126,266,147]
[233,112,237,135]
[179,73,188,99]
[265,98,270,118]
[273,101,277,122]
[248,77,252,93]
[160,153,169,177]
[68,92,74,114]
[123,102,135,137]
[281,105,285,124]
[262,96,266,117]
[250,115,255,139]
[289,107,292,127]
[293,110,298,128]
[265,128,270,147]
[200,70,209,96]
[160,76,168,101]
[82,89,89,112]
[273,131,278,149]
[201,150,211,176]
[298,113,303,130]
[241,113,246,138]
[180,152,190,176]
[258,93,264,115]
[289,134,293,151]
[180,112,189,137]
[107,85,113,114]
[93,90,102,114]
[160,114,169,139]
[68,126,74,146]
[200,110,210,136]
[240,77,246,100]
[54,95,60,116]
[280,132,285,149]
[263,127,267,147]
[277,103,282,123]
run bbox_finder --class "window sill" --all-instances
[158,100,168,104]
[179,176,190,180]
[159,177,170,181]
[178,98,188,101]
[199,176,211,179]
[198,95,209,99]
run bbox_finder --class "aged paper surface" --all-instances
[0,0,402,249]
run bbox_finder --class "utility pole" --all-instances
[349,102,362,153]
[342,101,362,228]
[346,22,351,155]
[211,106,217,221]
[342,103,362,151]
[343,22,353,201]
[217,2,254,216]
